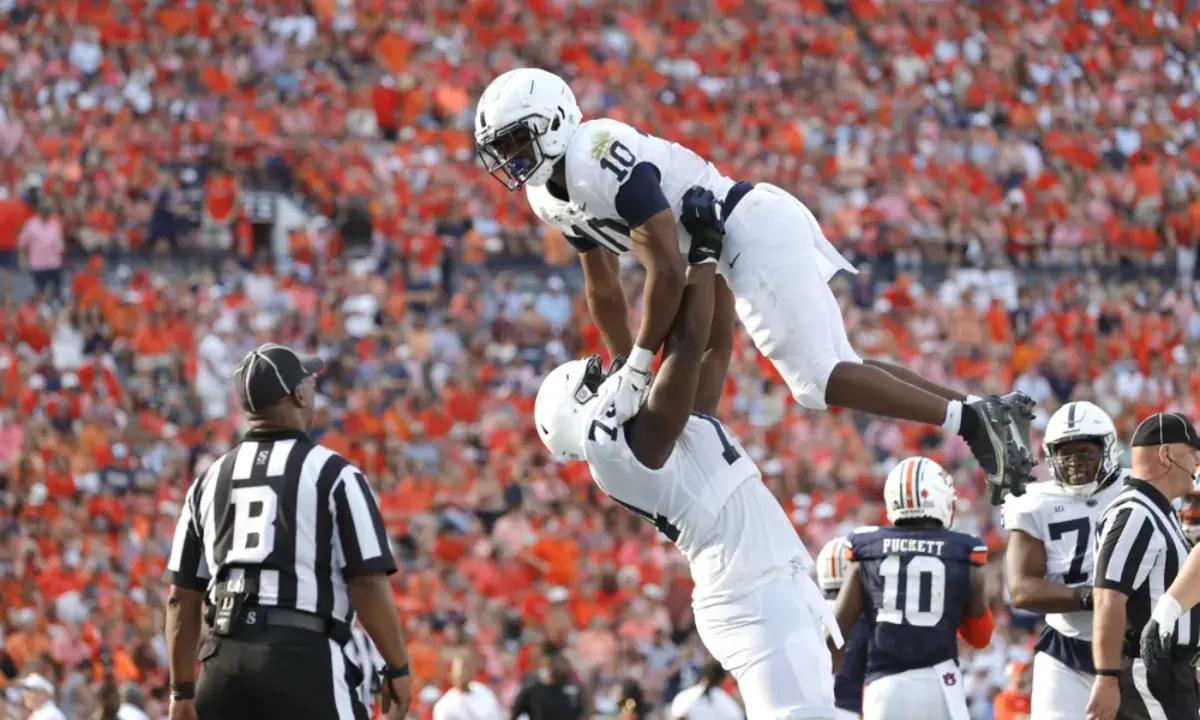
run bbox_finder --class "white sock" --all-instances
[942,400,963,433]
[965,394,982,404]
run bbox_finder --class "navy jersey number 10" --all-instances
[877,555,946,627]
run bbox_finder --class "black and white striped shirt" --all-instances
[163,428,396,623]
[1094,477,1200,655]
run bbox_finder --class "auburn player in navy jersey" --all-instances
[832,457,994,720]
[817,537,867,720]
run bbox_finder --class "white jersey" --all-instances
[526,118,736,256]
[581,404,809,608]
[1002,475,1126,639]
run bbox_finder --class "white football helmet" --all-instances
[1043,401,1121,497]
[534,355,606,461]
[475,67,582,190]
[884,457,956,528]
[816,536,852,598]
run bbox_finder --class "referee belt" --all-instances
[229,607,347,638]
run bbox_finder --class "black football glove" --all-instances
[680,186,724,265]
[1140,618,1174,679]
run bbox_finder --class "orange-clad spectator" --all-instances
[993,661,1032,720]
[0,193,30,275]
[202,165,239,250]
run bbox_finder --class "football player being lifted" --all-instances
[833,457,993,720]
[1002,401,1125,720]
[474,67,1034,503]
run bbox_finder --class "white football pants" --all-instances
[694,568,839,719]
[862,661,969,720]
[1031,651,1092,720]
[720,183,861,410]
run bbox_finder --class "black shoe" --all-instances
[962,396,1023,506]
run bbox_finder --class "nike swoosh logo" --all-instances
[729,252,742,268]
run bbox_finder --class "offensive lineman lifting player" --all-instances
[474,67,1035,503]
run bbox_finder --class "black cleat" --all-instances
[999,391,1037,498]
[962,395,1014,506]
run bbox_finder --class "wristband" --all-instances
[381,663,410,680]
[1151,593,1184,628]
[626,345,654,374]
[1095,669,1121,678]
[1074,585,1094,611]
[170,682,195,700]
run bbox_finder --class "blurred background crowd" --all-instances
[1,0,1199,718]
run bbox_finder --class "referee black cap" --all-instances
[1131,412,1200,450]
[234,343,323,413]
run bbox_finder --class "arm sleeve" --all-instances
[969,538,989,567]
[163,476,211,592]
[1094,504,1160,596]
[613,162,669,228]
[332,467,398,577]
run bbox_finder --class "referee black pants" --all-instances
[1118,657,1200,720]
[195,627,369,720]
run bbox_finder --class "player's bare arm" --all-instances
[579,248,633,358]
[830,561,864,668]
[1087,588,1126,719]
[627,206,686,355]
[165,584,204,718]
[693,276,735,416]
[625,260,717,469]
[1006,528,1090,612]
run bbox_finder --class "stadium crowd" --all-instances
[1,0,1199,718]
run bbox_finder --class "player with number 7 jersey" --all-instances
[833,457,993,720]
[1000,401,1125,720]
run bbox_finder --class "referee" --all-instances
[1086,413,1200,720]
[163,343,412,720]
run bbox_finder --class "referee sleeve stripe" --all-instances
[1096,506,1148,594]
[340,470,381,560]
[165,477,209,591]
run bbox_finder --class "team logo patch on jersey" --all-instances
[590,130,615,160]
[942,672,957,687]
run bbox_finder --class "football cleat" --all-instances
[1000,391,1037,498]
[963,395,1033,506]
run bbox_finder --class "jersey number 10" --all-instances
[877,555,946,627]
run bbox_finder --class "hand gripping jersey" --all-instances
[849,526,986,682]
[581,401,809,607]
[526,118,737,256]
[1002,476,1125,641]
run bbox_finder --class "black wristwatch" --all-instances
[381,663,410,680]
[380,663,410,702]
[170,681,196,700]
